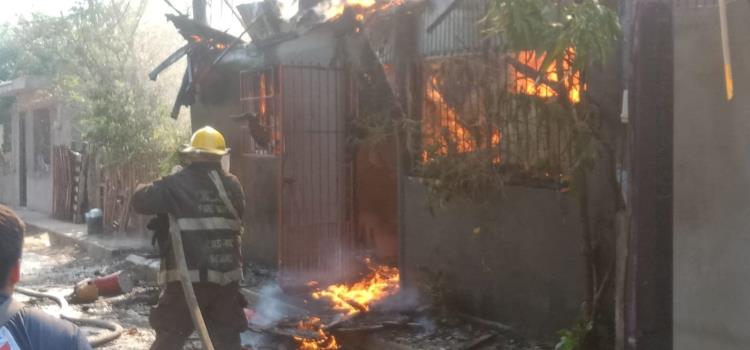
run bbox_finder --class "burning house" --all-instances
[155,0,589,339]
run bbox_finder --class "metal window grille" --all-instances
[277,65,356,288]
[419,55,575,179]
[240,68,280,155]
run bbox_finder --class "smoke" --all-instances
[242,283,307,349]
[375,286,421,312]
[251,284,294,327]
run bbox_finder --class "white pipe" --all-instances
[15,286,124,348]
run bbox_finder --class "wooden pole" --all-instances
[168,218,215,350]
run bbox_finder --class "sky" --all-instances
[0,0,281,37]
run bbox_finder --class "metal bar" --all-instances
[149,44,189,81]
[718,0,734,100]
[277,65,284,277]
[626,2,674,349]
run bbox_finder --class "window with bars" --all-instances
[239,68,279,155]
[418,54,577,178]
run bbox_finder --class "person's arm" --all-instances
[131,179,174,215]
[226,175,246,219]
[73,327,93,350]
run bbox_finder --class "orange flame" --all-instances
[311,262,400,316]
[319,0,403,21]
[423,77,476,156]
[294,263,398,349]
[259,73,268,117]
[510,48,582,103]
[491,129,501,165]
[294,317,340,350]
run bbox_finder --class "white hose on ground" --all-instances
[14,286,124,348]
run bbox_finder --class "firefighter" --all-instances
[132,126,247,350]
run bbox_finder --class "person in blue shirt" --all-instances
[0,204,91,350]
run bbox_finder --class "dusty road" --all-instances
[14,230,162,349]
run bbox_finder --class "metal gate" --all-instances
[278,65,355,289]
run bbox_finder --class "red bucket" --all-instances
[93,271,133,296]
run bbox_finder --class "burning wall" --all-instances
[418,53,578,178]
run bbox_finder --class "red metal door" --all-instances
[278,65,354,289]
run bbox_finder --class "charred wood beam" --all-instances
[167,14,240,43]
[149,44,188,81]
[505,56,567,99]
[171,69,190,119]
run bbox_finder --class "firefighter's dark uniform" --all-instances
[131,162,247,350]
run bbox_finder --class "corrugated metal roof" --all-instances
[418,0,499,58]
[367,0,501,64]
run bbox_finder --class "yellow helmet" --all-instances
[180,126,229,156]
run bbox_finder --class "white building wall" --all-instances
[0,85,75,214]
[0,103,20,206]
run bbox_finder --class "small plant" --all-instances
[555,316,592,350]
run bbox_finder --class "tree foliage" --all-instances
[482,1,621,347]
[484,0,620,72]
[1,0,188,171]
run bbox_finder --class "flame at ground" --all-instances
[312,264,400,316]
[294,317,339,350]
[293,264,399,349]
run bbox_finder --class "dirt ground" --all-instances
[15,231,165,349]
[15,230,552,350]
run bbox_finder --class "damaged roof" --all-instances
[364,0,500,63]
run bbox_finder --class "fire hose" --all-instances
[14,286,124,348]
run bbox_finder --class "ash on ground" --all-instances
[332,305,553,350]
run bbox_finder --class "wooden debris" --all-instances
[334,324,385,333]
[324,312,364,331]
[459,333,496,350]
[335,320,424,334]
[248,324,323,341]
[340,296,369,313]
[382,321,423,329]
[457,312,514,334]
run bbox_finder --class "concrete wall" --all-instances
[402,179,584,338]
[674,3,750,349]
[0,104,20,206]
[239,156,278,267]
[0,88,74,214]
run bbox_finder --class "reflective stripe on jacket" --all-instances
[131,162,246,285]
